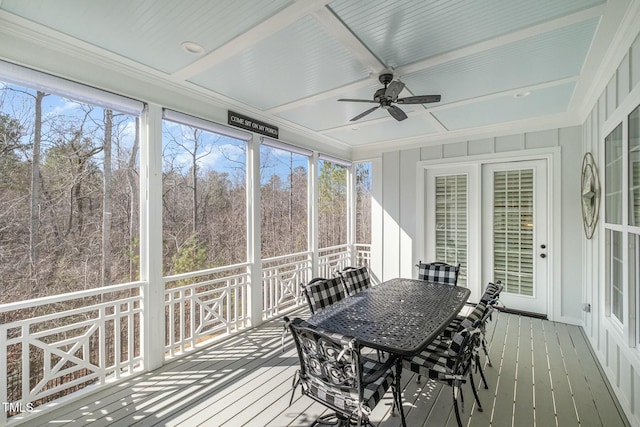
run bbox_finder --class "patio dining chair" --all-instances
[302,277,347,314]
[338,266,371,296]
[284,316,406,427]
[437,281,504,377]
[403,324,483,427]
[416,261,460,286]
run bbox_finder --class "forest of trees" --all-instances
[0,81,372,305]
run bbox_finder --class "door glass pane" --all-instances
[434,174,467,286]
[493,169,534,296]
[630,105,640,226]
[630,234,640,344]
[606,124,623,224]
[607,230,624,322]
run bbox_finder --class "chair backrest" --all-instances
[286,317,363,405]
[480,281,503,304]
[446,326,477,375]
[416,261,460,285]
[302,277,347,314]
[338,266,371,296]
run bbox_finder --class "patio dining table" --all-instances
[306,277,470,425]
[307,277,471,356]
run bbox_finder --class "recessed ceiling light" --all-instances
[181,41,205,55]
[514,91,531,98]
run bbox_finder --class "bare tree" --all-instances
[127,117,140,280]
[101,109,113,286]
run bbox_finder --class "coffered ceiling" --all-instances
[0,0,633,155]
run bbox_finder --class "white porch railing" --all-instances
[2,245,372,424]
[318,244,352,278]
[163,263,250,359]
[354,243,371,265]
[0,282,144,425]
[261,251,312,319]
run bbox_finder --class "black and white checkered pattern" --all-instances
[339,266,371,296]
[441,302,487,339]
[402,328,471,380]
[417,262,460,285]
[303,277,347,314]
[286,317,396,423]
[480,281,503,304]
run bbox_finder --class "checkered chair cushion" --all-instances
[339,266,371,296]
[403,329,470,379]
[302,277,347,314]
[441,302,487,339]
[286,317,400,424]
[417,262,460,285]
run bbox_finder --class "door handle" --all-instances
[540,253,546,259]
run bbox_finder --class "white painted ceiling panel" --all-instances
[1,0,292,74]
[328,0,604,68]
[433,82,576,130]
[188,15,370,110]
[0,0,630,152]
[401,18,599,104]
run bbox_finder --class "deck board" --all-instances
[513,316,534,427]
[24,310,629,427]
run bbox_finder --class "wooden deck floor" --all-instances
[26,311,629,427]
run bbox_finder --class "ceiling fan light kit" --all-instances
[338,73,441,122]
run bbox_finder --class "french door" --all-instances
[482,160,548,315]
[424,158,550,316]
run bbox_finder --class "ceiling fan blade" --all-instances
[388,105,408,121]
[338,98,378,103]
[350,106,380,121]
[384,81,405,100]
[396,94,441,104]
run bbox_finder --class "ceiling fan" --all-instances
[338,73,441,122]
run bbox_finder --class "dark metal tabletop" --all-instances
[307,277,470,356]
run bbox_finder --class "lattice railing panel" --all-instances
[261,251,311,319]
[0,283,144,424]
[164,263,250,358]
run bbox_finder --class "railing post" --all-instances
[140,103,165,370]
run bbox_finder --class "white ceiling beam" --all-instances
[171,0,330,81]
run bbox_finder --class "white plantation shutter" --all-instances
[493,169,534,296]
[434,174,467,286]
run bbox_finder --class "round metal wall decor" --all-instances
[581,152,600,239]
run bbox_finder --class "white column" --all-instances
[371,158,383,284]
[140,103,164,370]
[309,152,319,276]
[347,163,357,266]
[247,134,263,327]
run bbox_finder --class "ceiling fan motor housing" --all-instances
[373,87,386,102]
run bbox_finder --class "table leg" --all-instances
[394,357,407,427]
